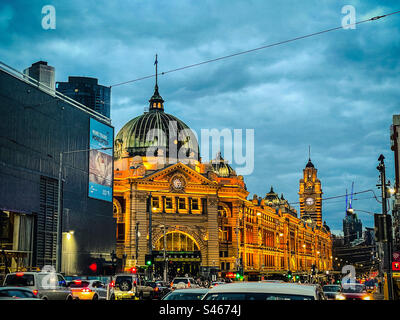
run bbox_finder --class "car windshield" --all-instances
[0,289,36,298]
[4,274,35,287]
[69,281,90,288]
[204,293,314,300]
[342,285,366,293]
[323,286,340,292]
[173,278,189,284]
[164,291,206,300]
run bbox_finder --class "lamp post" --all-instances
[376,154,394,300]
[146,189,169,280]
[56,146,112,273]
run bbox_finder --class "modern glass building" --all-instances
[56,76,111,118]
[0,62,115,277]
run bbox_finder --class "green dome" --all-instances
[114,85,199,160]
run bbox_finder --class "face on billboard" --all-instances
[88,118,113,202]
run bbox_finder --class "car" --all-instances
[364,280,377,293]
[0,287,40,300]
[322,285,342,300]
[109,274,154,300]
[68,279,108,300]
[170,277,199,290]
[3,272,73,300]
[162,288,209,300]
[336,283,372,300]
[145,281,170,300]
[210,281,226,288]
[202,282,326,300]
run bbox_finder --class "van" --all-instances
[3,272,73,300]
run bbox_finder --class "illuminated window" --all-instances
[155,232,199,251]
[152,197,159,209]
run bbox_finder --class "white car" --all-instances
[171,277,199,290]
[202,282,326,300]
[68,280,108,300]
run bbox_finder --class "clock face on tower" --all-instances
[305,197,314,206]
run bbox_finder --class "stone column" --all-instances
[207,196,219,268]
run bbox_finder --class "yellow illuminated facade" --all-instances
[112,81,332,278]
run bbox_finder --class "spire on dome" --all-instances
[149,54,164,111]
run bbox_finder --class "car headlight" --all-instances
[336,294,346,300]
[363,296,371,300]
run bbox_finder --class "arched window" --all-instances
[155,231,200,252]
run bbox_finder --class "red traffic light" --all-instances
[130,267,137,274]
[89,263,97,272]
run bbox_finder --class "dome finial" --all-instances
[149,54,164,111]
[155,54,158,89]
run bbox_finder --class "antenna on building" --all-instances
[349,181,354,209]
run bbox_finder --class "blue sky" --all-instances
[1,0,399,234]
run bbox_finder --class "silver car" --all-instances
[0,287,40,300]
[3,272,73,300]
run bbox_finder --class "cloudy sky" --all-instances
[1,0,399,233]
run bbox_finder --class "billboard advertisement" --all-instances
[88,118,113,202]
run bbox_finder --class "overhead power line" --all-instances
[110,10,400,88]
[288,189,382,205]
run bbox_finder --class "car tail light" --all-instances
[154,287,159,292]
[109,281,115,287]
[188,281,191,287]
[170,282,173,287]
[81,288,91,293]
[33,290,38,296]
[16,272,24,277]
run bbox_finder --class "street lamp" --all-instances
[56,146,112,273]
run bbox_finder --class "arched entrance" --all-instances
[153,231,201,278]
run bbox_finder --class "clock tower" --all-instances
[299,157,323,227]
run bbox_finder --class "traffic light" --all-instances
[374,214,392,242]
[287,271,292,280]
[295,275,300,281]
[145,254,153,266]
[235,267,244,280]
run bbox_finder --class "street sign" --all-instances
[392,262,400,271]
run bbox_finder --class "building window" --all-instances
[178,198,186,210]
[117,223,125,242]
[192,198,199,210]
[152,197,160,210]
[165,197,173,209]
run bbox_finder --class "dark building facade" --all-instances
[0,63,115,277]
[56,76,111,118]
[343,209,363,246]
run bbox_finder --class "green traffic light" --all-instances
[146,260,152,266]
